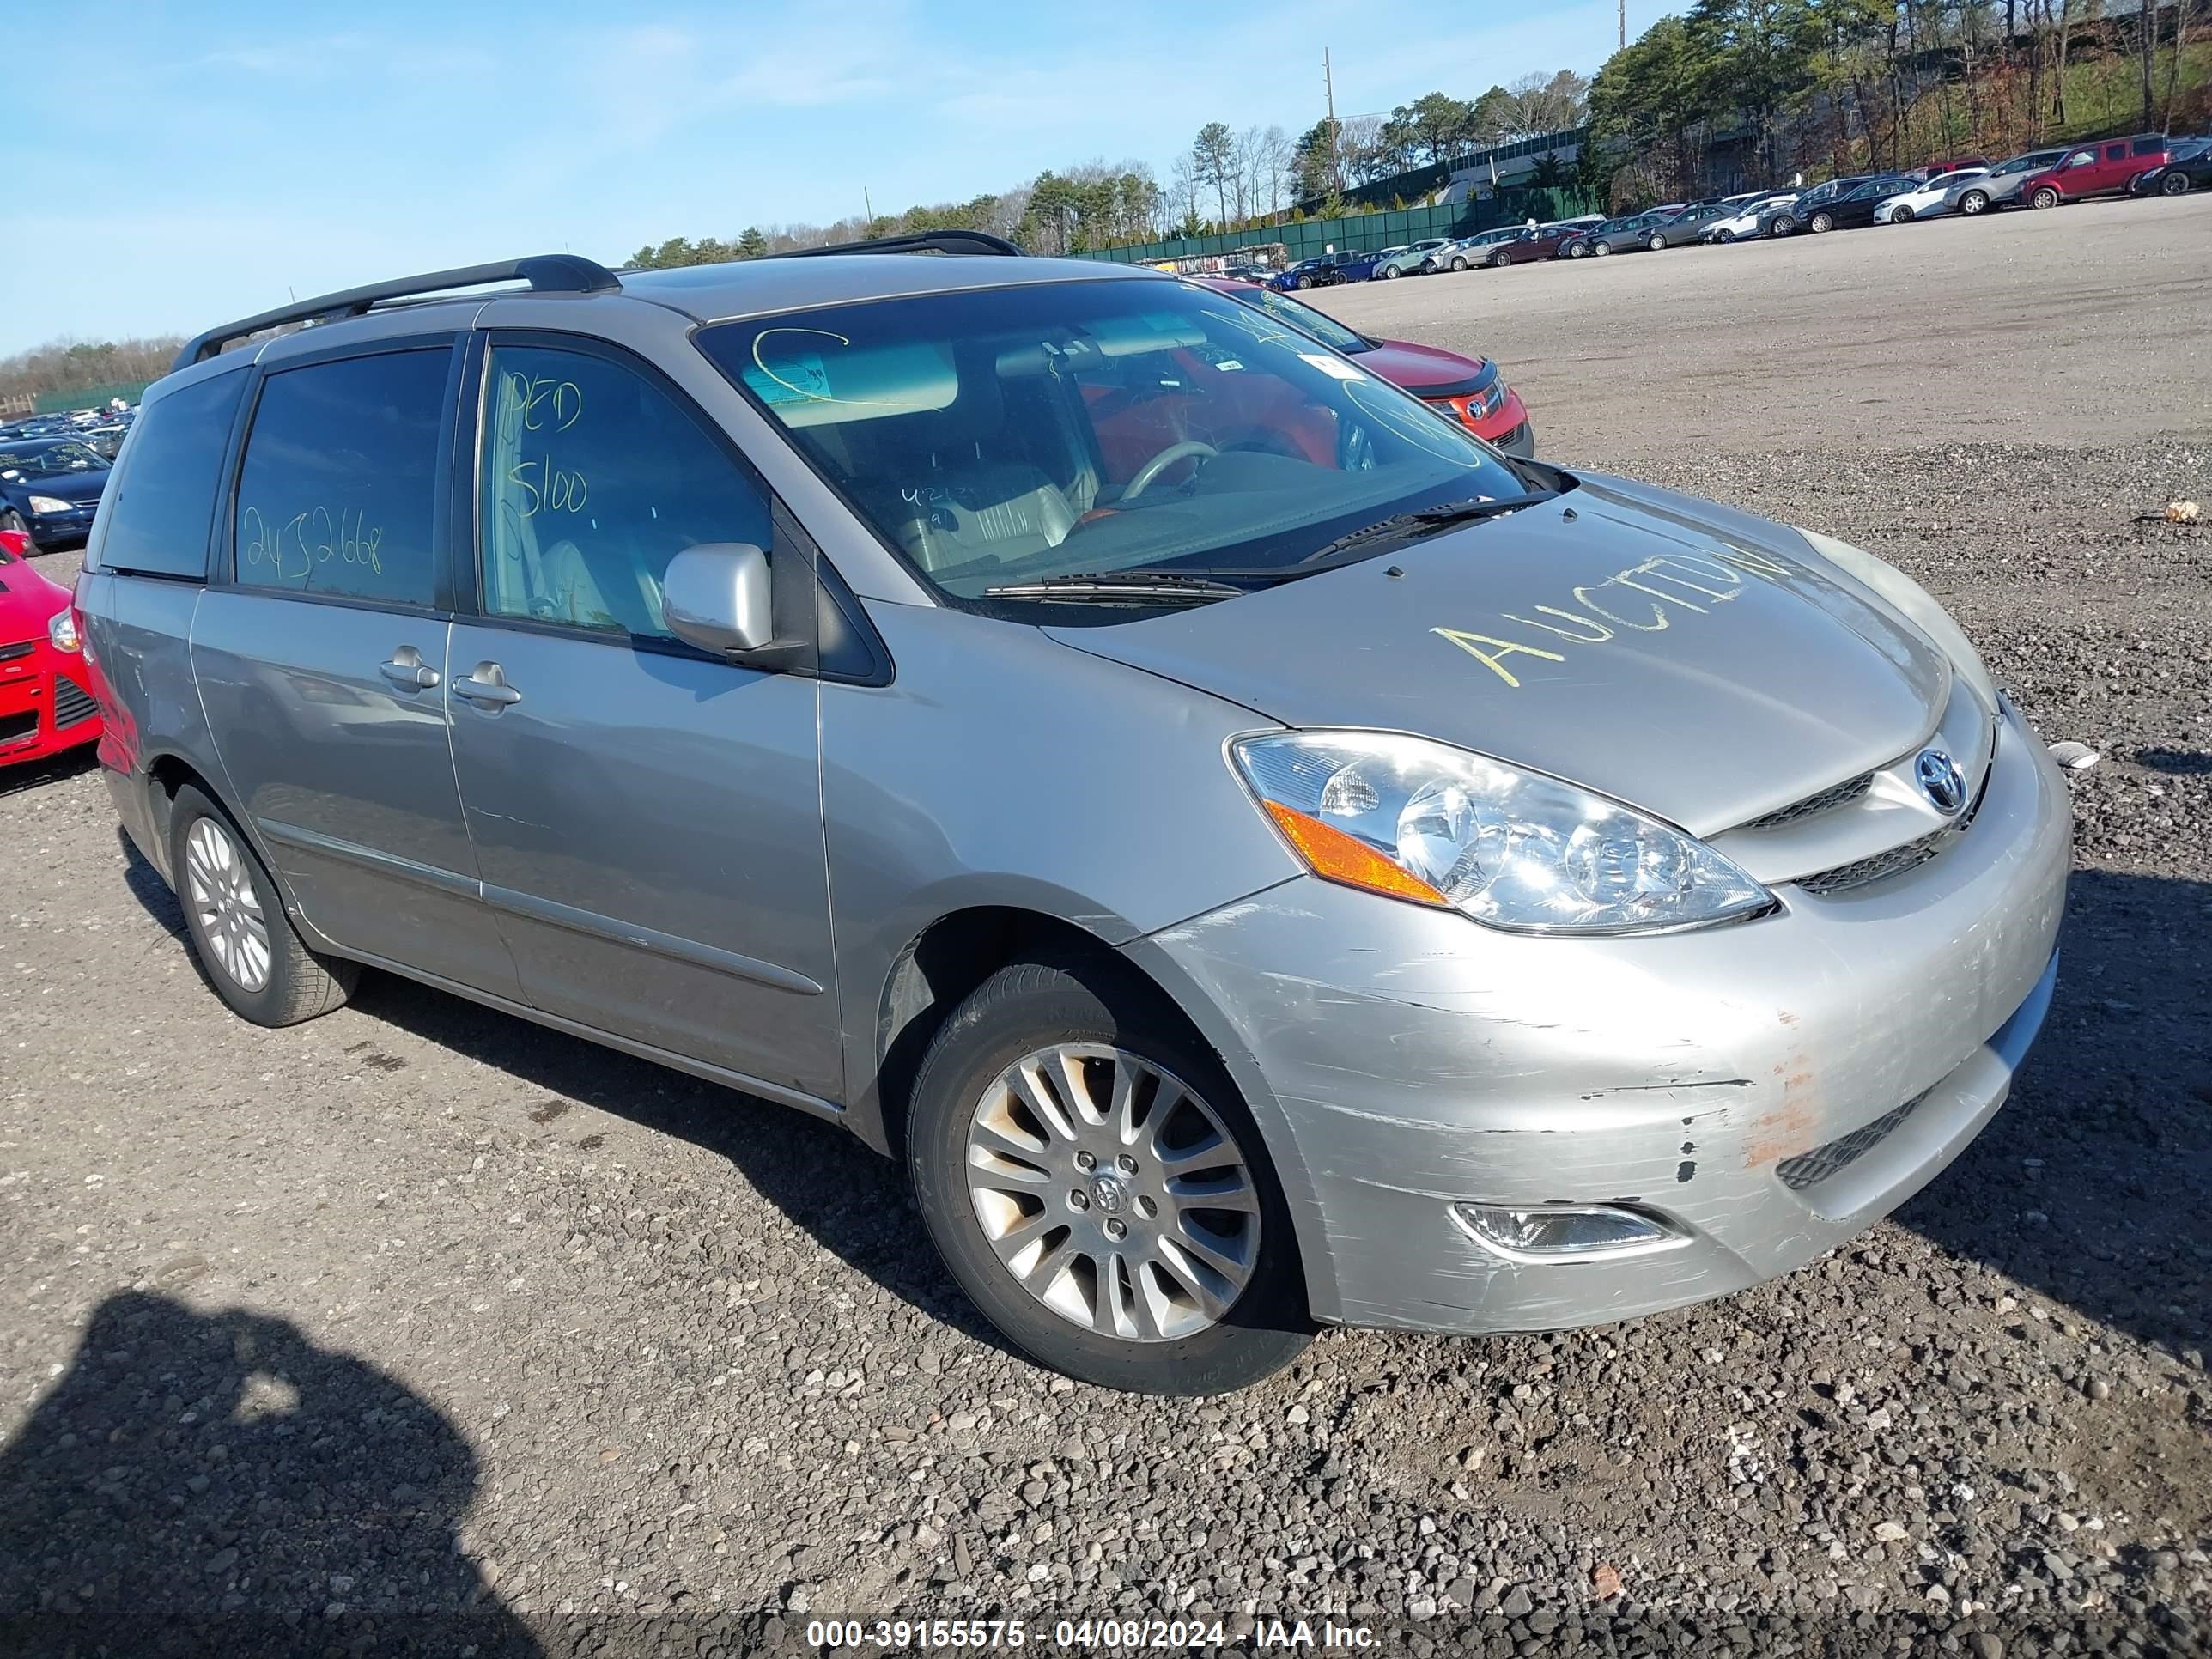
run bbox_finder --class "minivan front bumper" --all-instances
[1129,697,2069,1334]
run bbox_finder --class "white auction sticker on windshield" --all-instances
[1298,353,1367,382]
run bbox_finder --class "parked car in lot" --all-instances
[1949,148,2072,215]
[2021,135,2172,207]
[1427,227,1521,270]
[1642,198,1758,247]
[1194,276,1534,456]
[1267,257,1341,291]
[1787,174,1922,234]
[1701,192,1797,243]
[1372,239,1453,278]
[0,436,111,552]
[0,528,100,769]
[1562,210,1680,256]
[1915,155,1990,180]
[79,237,2069,1394]
[2129,137,2212,195]
[1757,175,1873,235]
[1875,167,1988,222]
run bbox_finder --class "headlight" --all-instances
[1796,528,1997,710]
[46,608,81,652]
[27,495,71,514]
[1231,732,1774,935]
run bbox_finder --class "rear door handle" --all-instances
[453,662,522,708]
[379,646,440,691]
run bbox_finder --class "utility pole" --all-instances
[1323,48,1340,191]
[863,185,874,227]
[1620,0,1627,50]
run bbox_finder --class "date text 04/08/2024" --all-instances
[805,1619,1380,1650]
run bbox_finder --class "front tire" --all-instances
[1959,189,1990,215]
[1295,273,1313,289]
[1808,211,1834,233]
[1891,204,1915,223]
[1770,216,1796,236]
[1592,240,1613,256]
[1646,232,1667,252]
[1713,228,1736,244]
[2029,186,2060,210]
[1566,242,1586,258]
[907,957,1310,1395]
[0,507,33,550]
[2161,172,2192,196]
[1490,250,1510,269]
[167,785,356,1026]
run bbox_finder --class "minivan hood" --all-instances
[1047,476,1950,837]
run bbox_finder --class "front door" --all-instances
[192,343,520,998]
[445,336,842,1104]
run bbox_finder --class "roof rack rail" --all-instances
[173,254,622,372]
[766,229,1024,260]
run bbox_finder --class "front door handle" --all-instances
[379,646,440,691]
[453,661,522,708]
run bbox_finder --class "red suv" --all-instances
[2021,135,2171,207]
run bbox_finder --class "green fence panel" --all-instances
[33,380,151,414]
[1074,188,1601,269]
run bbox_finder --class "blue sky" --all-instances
[5,0,1669,354]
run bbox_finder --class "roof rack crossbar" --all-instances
[173,253,622,372]
[765,229,1023,260]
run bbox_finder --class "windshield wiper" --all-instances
[981,570,1249,604]
[1294,491,1559,565]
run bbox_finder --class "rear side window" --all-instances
[2131,137,2165,155]
[234,349,450,607]
[93,368,248,580]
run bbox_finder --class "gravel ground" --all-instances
[3,200,2209,1658]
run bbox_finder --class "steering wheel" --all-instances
[1121,441,1218,502]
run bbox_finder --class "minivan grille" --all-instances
[52,675,97,728]
[1796,760,1990,895]
[1743,771,1873,830]
[1778,1094,1925,1191]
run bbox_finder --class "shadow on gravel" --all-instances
[1894,868,2211,1358]
[2133,746,2212,777]
[343,973,1024,1363]
[0,746,94,801]
[118,828,189,944]
[0,1291,538,1656]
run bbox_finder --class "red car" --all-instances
[2021,134,2172,207]
[0,529,101,769]
[1194,276,1534,457]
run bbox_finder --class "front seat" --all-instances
[886,374,1075,574]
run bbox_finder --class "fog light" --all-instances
[1453,1203,1685,1260]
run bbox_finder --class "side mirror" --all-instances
[664,542,774,657]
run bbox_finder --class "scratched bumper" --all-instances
[1130,697,2069,1334]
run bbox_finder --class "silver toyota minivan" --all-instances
[75,234,2069,1394]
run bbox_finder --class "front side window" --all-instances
[234,349,449,606]
[696,277,1528,604]
[478,343,772,642]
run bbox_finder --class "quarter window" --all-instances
[93,368,249,580]
[477,343,773,643]
[234,349,451,606]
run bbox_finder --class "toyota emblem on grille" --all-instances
[1915,748,1966,814]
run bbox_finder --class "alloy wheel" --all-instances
[2162,173,2191,196]
[1960,191,1987,214]
[963,1042,1261,1343]
[185,817,271,992]
[1892,205,1914,222]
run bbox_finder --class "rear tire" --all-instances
[1958,189,1990,215]
[2029,186,2060,210]
[906,957,1311,1395]
[2161,172,2191,196]
[167,785,357,1027]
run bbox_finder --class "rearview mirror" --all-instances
[664,543,773,657]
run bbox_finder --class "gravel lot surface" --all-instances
[3,198,2209,1657]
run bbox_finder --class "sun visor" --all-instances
[741,335,959,428]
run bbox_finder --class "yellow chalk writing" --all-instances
[1431,627,1566,689]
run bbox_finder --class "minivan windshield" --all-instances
[698,277,1531,604]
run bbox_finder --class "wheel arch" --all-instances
[860,897,1335,1324]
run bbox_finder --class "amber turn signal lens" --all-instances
[1261,800,1447,907]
